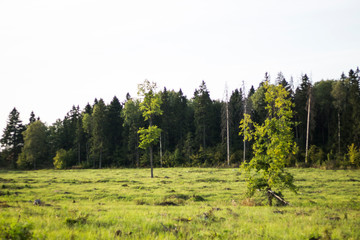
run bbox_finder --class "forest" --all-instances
[1,68,360,170]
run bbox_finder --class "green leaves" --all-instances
[17,121,48,169]
[138,79,163,121]
[137,80,163,177]
[240,81,297,202]
[138,126,162,150]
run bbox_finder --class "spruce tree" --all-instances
[1,108,25,168]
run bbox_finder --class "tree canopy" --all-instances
[1,67,360,170]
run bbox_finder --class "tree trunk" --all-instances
[267,189,289,206]
[203,125,206,149]
[305,95,311,164]
[78,143,81,165]
[226,99,230,166]
[338,111,341,153]
[243,81,247,163]
[267,188,273,206]
[150,146,154,178]
[160,133,163,168]
[99,147,102,169]
[136,132,139,168]
[86,142,89,166]
[150,116,154,178]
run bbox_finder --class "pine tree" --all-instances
[193,81,212,149]
[29,111,36,124]
[105,96,124,166]
[1,108,25,168]
[294,74,313,155]
[92,99,107,168]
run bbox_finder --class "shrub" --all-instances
[0,221,34,240]
[53,149,75,169]
[65,214,88,227]
[308,145,325,167]
[17,151,32,169]
[230,150,243,164]
[347,143,360,168]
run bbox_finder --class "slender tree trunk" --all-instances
[203,125,206,149]
[226,99,230,166]
[150,146,154,178]
[305,95,311,164]
[267,188,273,206]
[78,143,81,165]
[160,133,163,168]
[136,132,139,168]
[243,81,247,163]
[338,111,341,153]
[99,147,102,169]
[11,151,15,169]
[86,142,89,166]
[150,116,154,178]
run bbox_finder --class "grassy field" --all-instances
[0,168,359,239]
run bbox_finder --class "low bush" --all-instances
[0,221,34,240]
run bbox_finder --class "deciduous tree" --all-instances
[137,80,163,178]
[240,81,297,205]
[17,121,49,169]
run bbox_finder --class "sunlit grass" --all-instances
[0,168,359,239]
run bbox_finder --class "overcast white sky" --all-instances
[1,0,359,131]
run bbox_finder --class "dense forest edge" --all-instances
[1,68,360,170]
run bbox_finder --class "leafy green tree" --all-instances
[74,115,87,166]
[137,80,163,178]
[250,82,267,125]
[240,81,297,205]
[331,80,347,153]
[1,108,25,168]
[122,96,144,167]
[82,112,93,166]
[53,148,75,169]
[17,121,49,169]
[91,99,107,168]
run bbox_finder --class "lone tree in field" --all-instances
[138,80,163,178]
[240,80,297,206]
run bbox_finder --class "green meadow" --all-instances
[0,168,359,239]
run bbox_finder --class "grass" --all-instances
[0,168,359,239]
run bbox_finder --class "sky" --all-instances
[1,0,359,132]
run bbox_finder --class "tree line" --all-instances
[1,68,360,169]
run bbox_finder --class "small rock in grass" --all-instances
[33,199,42,205]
